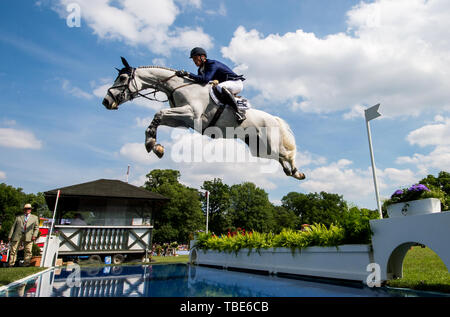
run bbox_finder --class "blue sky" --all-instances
[1,0,450,210]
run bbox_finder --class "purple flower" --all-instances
[391,189,404,198]
[408,184,430,192]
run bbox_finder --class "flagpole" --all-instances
[366,120,382,218]
[365,104,383,219]
[126,164,130,183]
[205,191,210,233]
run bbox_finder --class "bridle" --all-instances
[107,67,194,106]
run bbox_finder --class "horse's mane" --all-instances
[138,65,177,72]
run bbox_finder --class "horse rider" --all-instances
[175,47,246,123]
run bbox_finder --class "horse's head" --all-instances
[102,57,137,110]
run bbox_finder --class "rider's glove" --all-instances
[175,70,189,77]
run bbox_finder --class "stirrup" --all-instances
[235,112,246,123]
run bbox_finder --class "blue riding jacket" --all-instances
[189,59,244,85]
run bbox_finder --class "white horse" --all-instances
[102,57,305,180]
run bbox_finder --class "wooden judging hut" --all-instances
[44,179,168,263]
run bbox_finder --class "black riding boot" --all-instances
[221,87,246,124]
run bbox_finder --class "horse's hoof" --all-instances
[153,144,164,158]
[145,138,156,153]
[293,172,306,180]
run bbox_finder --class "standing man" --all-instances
[176,47,247,123]
[8,204,39,267]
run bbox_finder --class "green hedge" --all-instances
[194,223,347,254]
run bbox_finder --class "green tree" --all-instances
[144,169,181,190]
[271,205,300,233]
[0,183,50,241]
[228,182,275,233]
[281,191,348,227]
[201,178,233,235]
[143,169,204,244]
[419,171,450,210]
[337,206,379,244]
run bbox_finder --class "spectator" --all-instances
[8,203,40,267]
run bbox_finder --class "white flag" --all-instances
[365,103,381,122]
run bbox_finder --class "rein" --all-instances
[130,69,195,104]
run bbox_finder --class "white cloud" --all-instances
[295,150,327,167]
[396,117,450,174]
[0,128,42,149]
[299,160,375,201]
[175,0,202,9]
[135,116,153,128]
[343,105,365,120]
[206,2,226,16]
[406,117,450,147]
[55,0,213,56]
[119,142,159,165]
[379,167,418,188]
[62,79,93,99]
[222,0,450,117]
[92,82,111,99]
[396,145,450,175]
[0,170,6,180]
[152,58,167,66]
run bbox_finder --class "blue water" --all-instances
[0,264,448,297]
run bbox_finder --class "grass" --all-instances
[76,255,190,267]
[386,246,450,293]
[150,255,189,265]
[0,267,48,287]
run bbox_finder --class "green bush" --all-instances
[337,207,379,244]
[194,223,346,253]
[32,243,41,256]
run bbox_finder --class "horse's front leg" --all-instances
[145,106,195,158]
[145,112,162,156]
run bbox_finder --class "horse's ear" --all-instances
[121,56,131,69]
[115,67,121,72]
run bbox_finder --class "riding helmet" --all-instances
[190,47,207,58]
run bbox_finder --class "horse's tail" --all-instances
[274,116,297,157]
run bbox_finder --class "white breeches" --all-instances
[217,80,243,95]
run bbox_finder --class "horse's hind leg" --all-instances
[290,163,306,180]
[279,156,306,180]
[288,156,306,180]
[275,117,306,181]
[279,157,292,176]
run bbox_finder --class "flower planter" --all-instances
[386,198,441,218]
[30,256,42,267]
[190,245,372,282]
